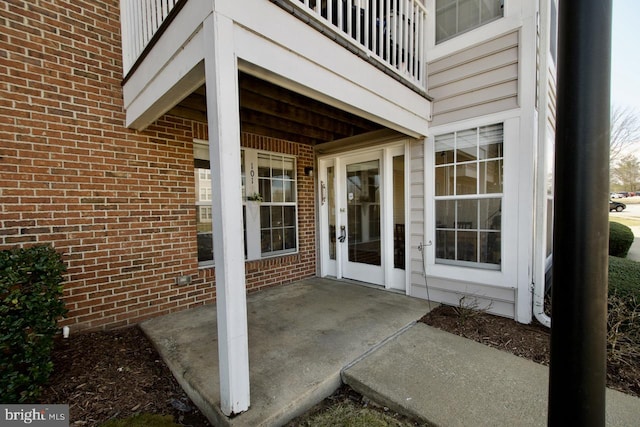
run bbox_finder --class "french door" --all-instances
[319,144,407,290]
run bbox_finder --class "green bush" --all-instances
[0,245,67,403]
[607,256,640,368]
[609,255,640,298]
[609,221,635,258]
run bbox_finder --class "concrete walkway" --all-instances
[343,323,640,427]
[141,278,640,426]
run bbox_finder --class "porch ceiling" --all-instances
[168,72,383,145]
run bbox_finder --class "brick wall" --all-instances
[0,0,316,331]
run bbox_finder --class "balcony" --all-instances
[120,0,428,91]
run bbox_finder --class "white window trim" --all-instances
[425,113,519,288]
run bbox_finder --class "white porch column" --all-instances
[203,13,250,416]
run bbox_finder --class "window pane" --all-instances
[273,165,284,180]
[258,154,270,177]
[457,199,477,229]
[272,229,284,251]
[458,0,480,33]
[457,230,477,262]
[436,0,457,42]
[261,230,271,253]
[272,179,284,202]
[436,229,456,260]
[271,206,283,227]
[436,199,456,229]
[328,166,336,260]
[479,198,501,230]
[456,128,477,162]
[436,0,503,43]
[260,178,271,202]
[196,206,214,263]
[479,159,502,194]
[241,150,246,199]
[435,165,455,196]
[456,162,477,195]
[283,158,295,180]
[481,0,503,22]
[260,205,270,228]
[284,206,295,226]
[480,231,501,264]
[479,123,503,159]
[283,180,294,202]
[435,132,455,165]
[284,228,296,249]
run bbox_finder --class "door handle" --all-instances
[338,226,346,243]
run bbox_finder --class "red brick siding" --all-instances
[0,0,316,331]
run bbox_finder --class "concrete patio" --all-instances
[140,277,432,426]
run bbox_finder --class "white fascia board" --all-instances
[122,0,212,129]
[124,32,206,130]
[218,0,430,137]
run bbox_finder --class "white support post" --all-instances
[203,12,251,416]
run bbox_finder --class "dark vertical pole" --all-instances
[548,1,612,426]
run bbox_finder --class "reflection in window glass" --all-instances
[435,123,503,269]
[195,167,214,263]
[436,0,503,43]
[195,148,298,265]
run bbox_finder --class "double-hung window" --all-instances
[434,123,503,269]
[436,0,504,43]
[194,142,298,266]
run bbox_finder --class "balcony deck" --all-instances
[119,0,431,136]
[121,0,427,92]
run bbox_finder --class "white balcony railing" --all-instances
[121,0,427,90]
[285,0,428,90]
[120,0,180,75]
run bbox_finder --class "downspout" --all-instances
[533,0,551,328]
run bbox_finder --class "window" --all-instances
[195,163,214,264]
[436,0,504,43]
[434,123,503,268]
[194,143,298,265]
[256,153,297,256]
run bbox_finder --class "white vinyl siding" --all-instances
[428,31,519,126]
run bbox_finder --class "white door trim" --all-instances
[317,139,410,291]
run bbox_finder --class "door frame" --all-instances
[317,139,410,293]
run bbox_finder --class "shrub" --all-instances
[0,245,67,403]
[607,256,640,373]
[609,255,640,298]
[609,221,635,258]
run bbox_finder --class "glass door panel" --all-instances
[327,166,336,260]
[393,154,405,270]
[346,160,381,266]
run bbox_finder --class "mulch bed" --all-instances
[420,304,640,398]
[39,326,210,426]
